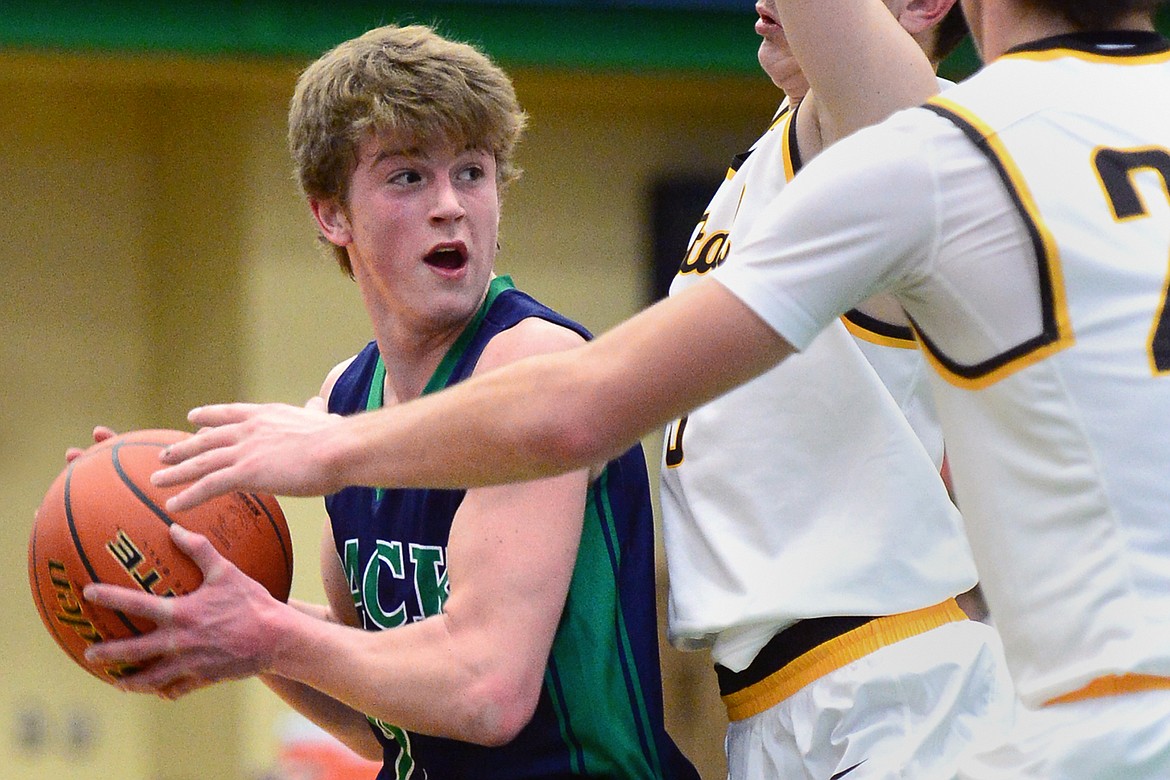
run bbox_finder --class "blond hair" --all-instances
[288,24,528,274]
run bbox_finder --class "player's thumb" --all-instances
[304,395,327,412]
[169,523,224,576]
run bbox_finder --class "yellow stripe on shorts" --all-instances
[722,599,967,721]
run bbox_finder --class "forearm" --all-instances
[269,606,537,745]
[319,285,782,492]
[261,673,382,761]
[82,522,553,748]
[159,282,790,504]
[264,595,386,756]
[320,345,625,490]
[267,474,586,748]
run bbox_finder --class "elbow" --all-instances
[533,381,629,474]
[538,418,609,474]
[457,671,542,747]
[348,734,384,763]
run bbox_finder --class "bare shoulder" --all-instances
[474,317,587,376]
[320,354,360,402]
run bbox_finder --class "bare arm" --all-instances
[255,530,382,760]
[783,0,945,155]
[84,318,605,745]
[260,676,381,760]
[778,0,948,323]
[274,466,589,744]
[245,464,588,744]
[154,280,792,501]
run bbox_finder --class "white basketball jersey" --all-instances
[715,33,1170,704]
[661,100,977,672]
[917,40,1170,706]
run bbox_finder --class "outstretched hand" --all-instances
[152,396,344,512]
[83,524,284,699]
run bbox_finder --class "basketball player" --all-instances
[83,24,697,780]
[148,1,1170,776]
[98,3,1014,777]
[141,0,1170,775]
[658,1,1012,777]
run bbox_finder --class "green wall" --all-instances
[0,0,1013,76]
[5,1,1168,87]
[0,1,762,71]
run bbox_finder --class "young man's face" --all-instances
[341,131,501,334]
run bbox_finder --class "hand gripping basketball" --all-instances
[82,523,284,697]
[28,428,293,686]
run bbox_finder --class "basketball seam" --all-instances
[107,441,292,602]
[37,431,293,685]
[111,441,178,527]
[249,493,294,586]
[65,453,144,638]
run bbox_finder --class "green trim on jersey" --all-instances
[366,358,387,412]
[364,275,515,502]
[363,275,515,411]
[544,469,665,777]
[421,276,515,395]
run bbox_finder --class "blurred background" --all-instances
[4,0,1129,778]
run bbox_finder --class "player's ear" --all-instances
[899,0,958,36]
[310,197,353,247]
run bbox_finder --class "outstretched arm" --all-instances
[82,317,609,745]
[154,280,792,505]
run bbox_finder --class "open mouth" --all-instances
[424,244,468,272]
[755,3,781,33]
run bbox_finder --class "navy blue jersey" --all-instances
[326,276,698,779]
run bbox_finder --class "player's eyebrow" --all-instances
[369,146,420,167]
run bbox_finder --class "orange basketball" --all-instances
[28,428,293,685]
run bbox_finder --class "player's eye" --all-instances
[389,170,423,186]
[456,165,486,183]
